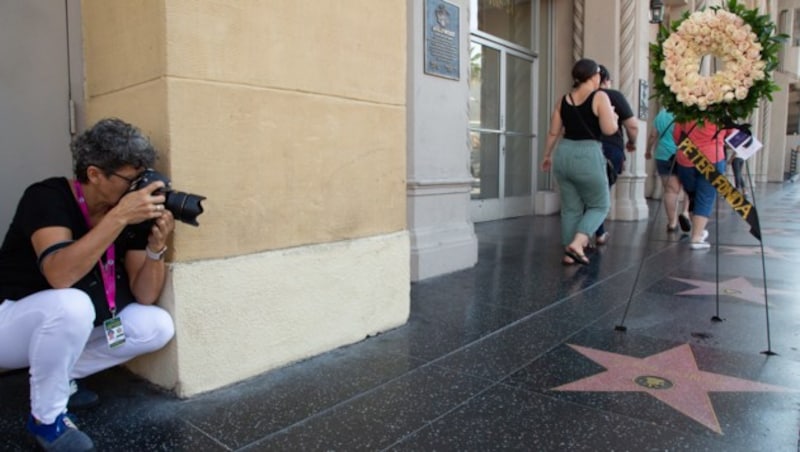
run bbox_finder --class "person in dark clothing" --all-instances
[593,64,638,246]
[729,150,747,197]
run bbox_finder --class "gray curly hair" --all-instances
[71,118,157,182]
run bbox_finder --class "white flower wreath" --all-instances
[661,9,765,111]
[650,0,785,125]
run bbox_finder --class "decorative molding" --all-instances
[573,0,585,63]
[754,0,770,180]
[759,101,770,176]
[406,178,474,188]
[620,0,636,102]
[407,178,474,196]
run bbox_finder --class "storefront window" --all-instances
[477,0,533,50]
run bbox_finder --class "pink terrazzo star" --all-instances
[764,217,796,223]
[759,228,794,236]
[553,344,794,434]
[670,276,793,305]
[719,246,795,261]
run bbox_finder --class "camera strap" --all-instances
[73,180,126,348]
[72,180,117,317]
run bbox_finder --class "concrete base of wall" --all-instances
[535,190,560,215]
[410,225,477,281]
[608,175,649,221]
[407,180,478,282]
[126,232,411,397]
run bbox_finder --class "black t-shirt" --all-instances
[601,88,634,149]
[0,177,148,325]
[561,91,604,141]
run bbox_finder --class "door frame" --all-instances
[67,0,86,134]
[469,36,538,222]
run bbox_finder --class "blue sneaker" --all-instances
[68,380,99,410]
[27,412,94,451]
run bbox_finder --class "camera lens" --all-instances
[133,169,206,226]
[164,191,206,226]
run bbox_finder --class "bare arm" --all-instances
[623,117,638,152]
[592,91,619,136]
[645,127,658,159]
[127,210,174,305]
[34,182,167,288]
[541,101,564,171]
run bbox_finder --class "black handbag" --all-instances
[659,121,677,175]
[568,93,617,185]
[605,158,618,185]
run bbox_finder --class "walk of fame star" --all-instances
[759,228,793,236]
[553,344,795,433]
[764,216,797,223]
[670,276,792,305]
[719,246,795,261]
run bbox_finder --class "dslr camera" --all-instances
[134,169,206,226]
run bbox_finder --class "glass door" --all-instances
[469,37,536,222]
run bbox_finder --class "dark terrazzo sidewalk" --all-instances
[2,182,800,451]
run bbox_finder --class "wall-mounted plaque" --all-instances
[424,0,460,80]
[638,79,649,120]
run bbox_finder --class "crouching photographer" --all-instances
[0,118,179,451]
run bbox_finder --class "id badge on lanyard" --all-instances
[73,180,126,348]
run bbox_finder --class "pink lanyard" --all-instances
[73,180,117,316]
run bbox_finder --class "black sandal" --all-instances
[564,247,589,265]
[678,213,692,232]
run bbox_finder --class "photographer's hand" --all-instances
[147,210,174,254]
[128,206,174,305]
[111,181,168,225]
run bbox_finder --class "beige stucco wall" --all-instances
[82,0,409,395]
[84,0,407,258]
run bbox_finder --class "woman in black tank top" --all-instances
[540,58,618,265]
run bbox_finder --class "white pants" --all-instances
[0,288,174,424]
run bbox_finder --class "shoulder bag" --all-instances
[567,93,617,185]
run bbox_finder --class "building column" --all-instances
[407,0,478,281]
[583,0,649,221]
[83,0,410,396]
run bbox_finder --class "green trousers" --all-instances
[553,139,611,246]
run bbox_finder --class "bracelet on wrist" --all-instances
[145,246,167,260]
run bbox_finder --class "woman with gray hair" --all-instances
[0,118,176,451]
[541,58,619,265]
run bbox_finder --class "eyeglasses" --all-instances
[109,171,143,189]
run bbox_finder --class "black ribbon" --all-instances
[677,135,761,241]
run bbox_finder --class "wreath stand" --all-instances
[618,0,786,356]
[613,132,775,356]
